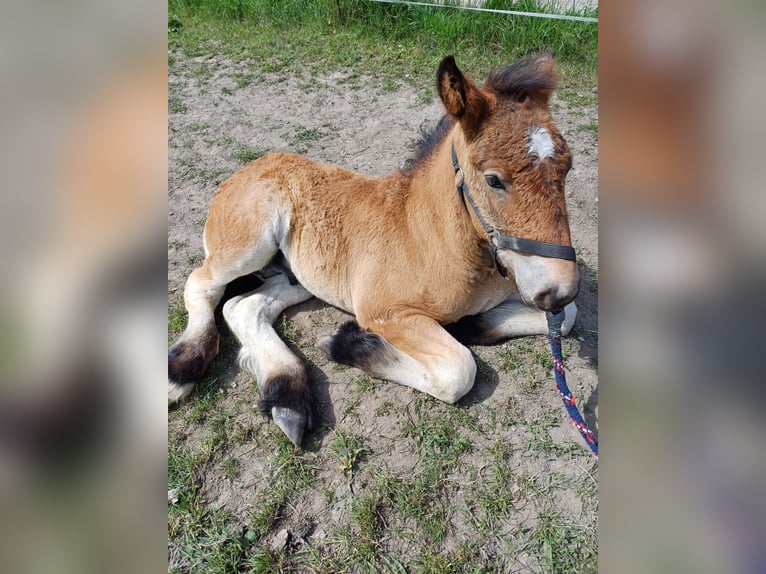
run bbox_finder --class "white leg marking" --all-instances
[168,381,195,404]
[338,320,477,404]
[561,300,577,336]
[480,295,578,339]
[223,274,312,385]
[352,340,475,404]
[485,297,549,337]
[168,268,226,405]
[427,345,477,403]
[181,268,226,340]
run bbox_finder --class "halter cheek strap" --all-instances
[450,142,576,280]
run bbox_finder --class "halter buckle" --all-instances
[454,167,464,190]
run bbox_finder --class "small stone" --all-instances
[270,528,289,552]
[167,488,180,504]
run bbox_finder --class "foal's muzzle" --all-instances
[532,271,581,310]
[499,252,580,311]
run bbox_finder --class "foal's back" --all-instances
[209,150,504,321]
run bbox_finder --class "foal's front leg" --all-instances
[322,314,477,404]
[445,294,577,345]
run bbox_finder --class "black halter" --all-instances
[451,143,576,279]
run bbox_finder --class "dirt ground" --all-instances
[169,53,598,571]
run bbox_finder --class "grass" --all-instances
[168,0,597,89]
[169,98,186,113]
[329,428,371,478]
[292,126,326,143]
[169,344,597,571]
[580,120,599,137]
[168,445,252,573]
[352,373,376,393]
[521,507,598,573]
[168,1,598,570]
[232,146,267,164]
[249,433,319,539]
[168,426,319,573]
[167,295,186,344]
[283,125,333,154]
[402,394,476,466]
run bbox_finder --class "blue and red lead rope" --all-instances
[546,310,599,458]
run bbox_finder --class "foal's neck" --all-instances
[406,126,481,247]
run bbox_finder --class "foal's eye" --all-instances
[485,174,505,190]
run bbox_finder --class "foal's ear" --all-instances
[437,56,490,132]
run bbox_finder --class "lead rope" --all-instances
[546,309,598,458]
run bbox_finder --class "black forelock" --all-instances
[484,56,556,102]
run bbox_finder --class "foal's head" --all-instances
[438,55,579,310]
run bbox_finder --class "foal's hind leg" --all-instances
[322,315,477,404]
[222,274,314,445]
[168,262,229,404]
[445,294,577,345]
[168,238,283,404]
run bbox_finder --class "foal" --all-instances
[169,54,579,445]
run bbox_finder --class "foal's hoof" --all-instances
[272,406,306,446]
[317,335,333,360]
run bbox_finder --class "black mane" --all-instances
[401,115,454,176]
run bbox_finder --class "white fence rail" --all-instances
[368,0,598,24]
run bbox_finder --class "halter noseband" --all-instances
[451,142,576,279]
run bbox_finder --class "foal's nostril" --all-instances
[534,288,556,310]
[534,282,579,311]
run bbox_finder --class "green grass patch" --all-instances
[186,253,204,267]
[497,337,559,395]
[292,126,326,143]
[329,428,371,479]
[168,0,597,88]
[352,373,376,393]
[169,97,187,113]
[275,315,301,348]
[169,426,320,571]
[580,120,599,136]
[168,445,257,573]
[167,295,186,343]
[416,541,507,573]
[520,507,598,573]
[406,394,476,445]
[232,146,267,164]
[374,470,450,545]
